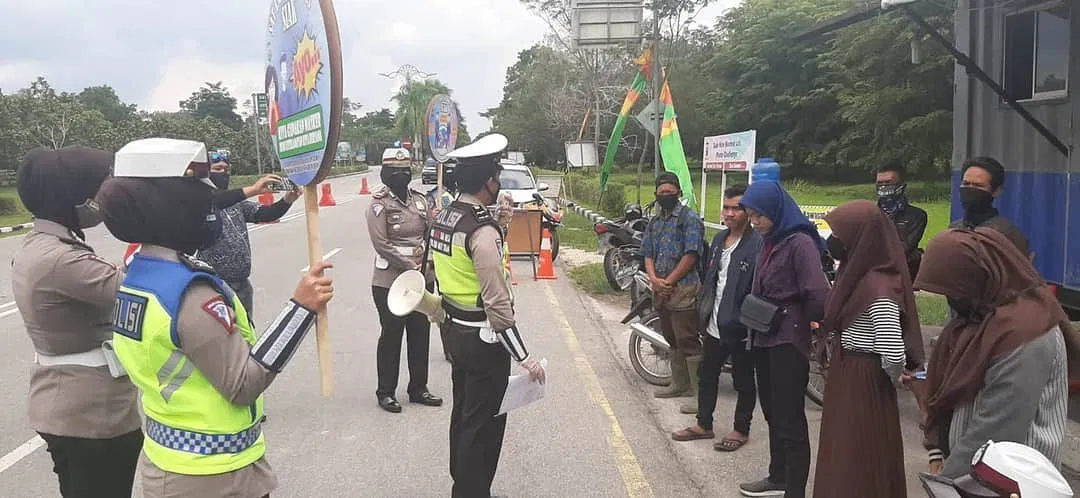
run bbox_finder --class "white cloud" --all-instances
[0,61,46,91]
[146,57,266,112]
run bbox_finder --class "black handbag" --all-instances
[738,294,783,334]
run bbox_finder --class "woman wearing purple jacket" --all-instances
[737,182,831,498]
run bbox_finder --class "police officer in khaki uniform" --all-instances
[368,147,444,413]
[96,138,334,498]
[12,146,143,497]
[430,134,545,497]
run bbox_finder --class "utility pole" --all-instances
[651,9,662,177]
[379,64,436,162]
[251,93,264,175]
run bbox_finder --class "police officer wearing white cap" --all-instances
[428,133,546,497]
[96,137,334,498]
[367,147,444,413]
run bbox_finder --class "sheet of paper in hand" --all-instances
[498,358,548,416]
[264,0,344,186]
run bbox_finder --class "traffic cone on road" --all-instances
[319,183,336,207]
[257,193,278,224]
[359,177,371,195]
[535,229,556,280]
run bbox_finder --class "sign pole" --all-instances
[267,0,344,397]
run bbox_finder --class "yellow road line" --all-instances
[542,283,653,498]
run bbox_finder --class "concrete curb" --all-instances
[0,222,32,234]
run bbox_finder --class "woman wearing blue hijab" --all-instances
[735,181,831,498]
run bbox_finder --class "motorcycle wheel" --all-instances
[603,247,636,292]
[628,313,671,386]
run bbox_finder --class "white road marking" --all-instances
[0,436,44,474]
[300,248,343,272]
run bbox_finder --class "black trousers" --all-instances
[444,321,511,498]
[754,344,811,498]
[38,429,143,498]
[372,284,434,398]
[697,334,756,433]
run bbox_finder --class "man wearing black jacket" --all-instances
[202,151,300,316]
[875,163,928,279]
[671,184,762,453]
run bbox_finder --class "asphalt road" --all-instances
[0,170,704,497]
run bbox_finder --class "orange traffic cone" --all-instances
[319,183,336,207]
[257,193,277,224]
[123,243,141,267]
[535,228,556,280]
[359,177,371,195]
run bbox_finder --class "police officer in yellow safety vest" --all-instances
[96,138,334,498]
[12,146,143,498]
[368,147,444,413]
[430,133,546,497]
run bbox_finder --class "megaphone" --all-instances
[387,270,446,323]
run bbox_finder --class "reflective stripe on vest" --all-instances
[111,254,265,476]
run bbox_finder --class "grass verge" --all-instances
[568,263,620,295]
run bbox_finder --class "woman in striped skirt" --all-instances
[812,200,925,498]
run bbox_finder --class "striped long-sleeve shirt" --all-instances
[840,297,906,383]
[936,327,1068,478]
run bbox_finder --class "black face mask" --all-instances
[960,187,996,222]
[189,210,223,254]
[380,168,411,195]
[656,194,679,211]
[826,234,848,262]
[876,183,908,216]
[209,172,230,190]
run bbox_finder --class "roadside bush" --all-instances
[0,196,20,216]
[564,174,625,216]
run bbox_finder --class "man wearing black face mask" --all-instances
[200,150,301,317]
[949,157,1030,259]
[366,147,444,413]
[875,163,927,279]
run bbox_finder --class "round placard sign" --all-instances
[425,94,459,163]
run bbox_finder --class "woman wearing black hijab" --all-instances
[12,146,143,497]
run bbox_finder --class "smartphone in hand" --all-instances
[269,177,296,192]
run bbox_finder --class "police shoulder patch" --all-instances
[112,291,148,340]
[201,295,235,334]
[372,203,384,217]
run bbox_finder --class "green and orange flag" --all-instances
[659,80,695,210]
[599,46,653,194]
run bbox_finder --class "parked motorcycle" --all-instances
[598,202,653,291]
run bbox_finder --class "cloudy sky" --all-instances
[0,0,737,135]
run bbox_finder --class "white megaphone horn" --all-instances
[387,270,446,323]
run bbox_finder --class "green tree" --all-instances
[180,82,242,128]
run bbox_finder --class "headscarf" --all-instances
[740,181,826,253]
[97,177,218,254]
[914,227,1080,434]
[17,146,113,240]
[822,200,924,368]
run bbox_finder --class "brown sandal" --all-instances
[671,426,715,441]
[714,436,747,452]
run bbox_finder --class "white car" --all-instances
[498,163,552,208]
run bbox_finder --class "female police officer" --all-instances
[96,138,334,498]
[13,146,143,497]
[367,147,443,412]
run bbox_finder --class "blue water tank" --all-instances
[752,158,780,184]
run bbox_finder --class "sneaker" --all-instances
[738,478,786,497]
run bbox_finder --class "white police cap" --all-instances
[382,147,411,163]
[447,133,508,164]
[114,138,215,188]
[955,440,1074,498]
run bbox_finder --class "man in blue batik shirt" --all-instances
[642,172,705,400]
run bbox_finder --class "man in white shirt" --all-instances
[671,184,763,452]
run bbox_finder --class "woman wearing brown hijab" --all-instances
[812,200,924,498]
[911,227,1080,478]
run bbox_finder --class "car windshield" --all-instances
[499,169,535,190]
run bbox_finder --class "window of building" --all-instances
[1003,2,1069,101]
